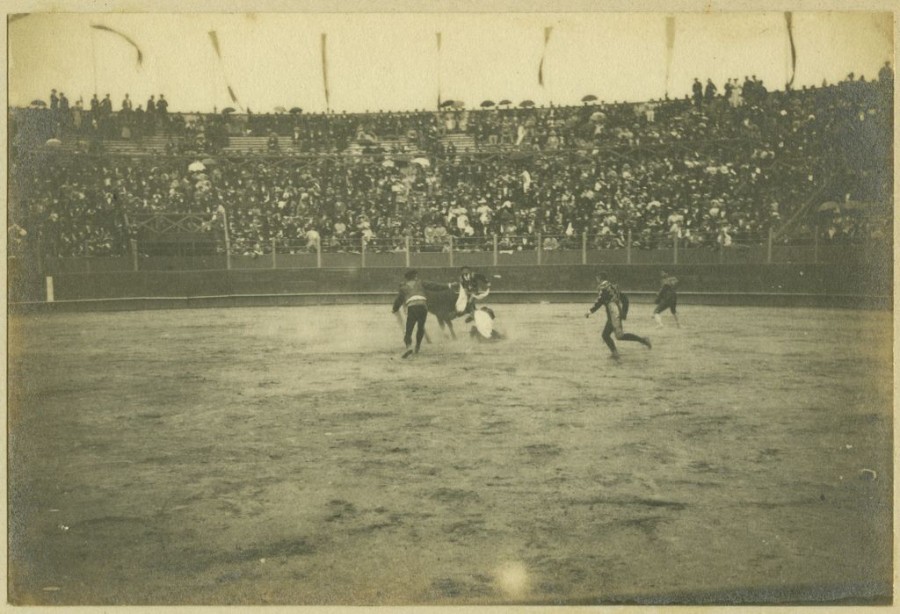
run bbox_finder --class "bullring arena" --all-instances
[6,10,894,608]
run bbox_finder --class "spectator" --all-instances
[692,78,703,109]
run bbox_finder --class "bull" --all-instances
[424,273,499,340]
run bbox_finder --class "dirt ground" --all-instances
[7,304,893,606]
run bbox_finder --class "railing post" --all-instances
[449,235,454,268]
[581,231,587,265]
[766,227,773,264]
[493,234,498,266]
[673,234,679,265]
[131,239,139,271]
[45,276,54,303]
[537,232,542,265]
[37,236,44,276]
[316,236,322,268]
[272,237,277,269]
[405,236,411,268]
[813,224,819,264]
[223,210,232,270]
[626,229,632,265]
[361,237,366,268]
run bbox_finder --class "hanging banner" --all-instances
[785,12,797,89]
[321,33,330,109]
[91,24,143,67]
[538,26,553,87]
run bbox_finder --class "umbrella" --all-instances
[480,100,496,108]
[274,106,286,113]
[452,100,466,109]
[498,99,512,106]
[439,99,456,108]
[221,107,236,114]
[188,161,206,172]
[45,138,62,147]
[289,107,303,114]
[581,94,598,103]
[590,111,606,122]
[519,100,535,108]
[30,99,46,107]
[411,157,430,168]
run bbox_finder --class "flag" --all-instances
[665,16,676,96]
[91,24,143,66]
[538,26,553,87]
[208,30,222,59]
[321,33,330,109]
[785,12,797,89]
[209,30,240,107]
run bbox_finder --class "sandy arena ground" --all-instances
[7,304,893,605]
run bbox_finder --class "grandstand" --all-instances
[6,11,894,609]
[7,72,892,311]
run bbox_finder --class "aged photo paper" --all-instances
[4,0,896,611]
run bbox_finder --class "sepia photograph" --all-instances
[5,0,895,607]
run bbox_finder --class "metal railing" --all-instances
[33,224,891,275]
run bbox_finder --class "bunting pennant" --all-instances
[321,33,330,110]
[538,26,553,87]
[208,30,222,59]
[90,24,143,67]
[785,12,797,89]
[209,30,241,108]
[665,16,676,96]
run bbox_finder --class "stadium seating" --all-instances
[8,77,892,260]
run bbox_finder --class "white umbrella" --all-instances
[411,157,430,168]
[188,161,206,172]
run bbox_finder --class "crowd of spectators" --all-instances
[8,70,892,259]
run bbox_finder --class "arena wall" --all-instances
[8,259,892,312]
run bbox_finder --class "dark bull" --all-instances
[425,273,495,340]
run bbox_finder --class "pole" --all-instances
[813,223,819,264]
[222,210,232,270]
[90,27,98,96]
[581,231,587,265]
[361,237,366,268]
[36,235,44,276]
[45,276,54,303]
[448,235,454,268]
[316,236,322,268]
[766,227,773,264]
[405,236,411,268]
[492,234,498,266]
[272,238,277,269]
[131,239,139,271]
[537,232,542,265]
[673,234,679,265]
[626,229,632,265]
